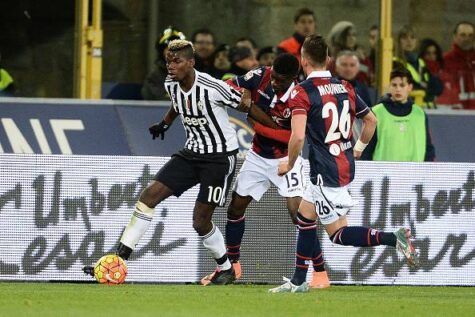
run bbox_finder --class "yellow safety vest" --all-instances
[0,69,14,91]
[372,103,427,162]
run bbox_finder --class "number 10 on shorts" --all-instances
[207,186,224,204]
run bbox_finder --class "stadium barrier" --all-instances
[0,153,473,285]
[1,97,475,162]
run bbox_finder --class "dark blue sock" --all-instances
[225,216,245,262]
[312,237,325,272]
[291,213,317,286]
[330,226,396,247]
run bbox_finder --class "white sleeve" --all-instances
[214,80,242,109]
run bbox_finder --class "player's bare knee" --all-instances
[139,181,172,207]
[193,218,213,236]
[227,192,251,220]
[193,202,215,235]
[288,205,299,225]
[227,203,246,219]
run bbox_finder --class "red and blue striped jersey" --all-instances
[288,71,370,187]
[230,66,295,159]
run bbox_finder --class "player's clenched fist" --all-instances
[149,121,170,140]
[278,160,292,176]
[237,88,252,112]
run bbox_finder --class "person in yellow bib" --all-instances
[361,68,435,162]
[0,58,15,96]
[393,26,443,109]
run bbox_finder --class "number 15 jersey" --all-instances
[287,71,370,188]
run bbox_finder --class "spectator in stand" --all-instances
[368,25,378,72]
[211,44,231,80]
[335,50,372,140]
[191,28,216,74]
[257,46,276,66]
[0,52,16,97]
[335,50,372,107]
[277,7,316,61]
[222,46,258,80]
[236,37,259,59]
[141,27,185,100]
[327,21,373,86]
[361,68,435,162]
[419,39,446,108]
[438,21,474,109]
[394,25,443,108]
[419,38,444,76]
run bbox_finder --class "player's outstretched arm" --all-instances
[149,104,179,140]
[278,114,306,176]
[235,88,252,112]
[247,117,291,143]
[354,110,377,159]
[248,103,279,128]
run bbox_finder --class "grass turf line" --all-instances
[0,282,473,317]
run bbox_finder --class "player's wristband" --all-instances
[354,139,368,152]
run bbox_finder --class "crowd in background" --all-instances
[0,8,473,110]
[141,8,474,110]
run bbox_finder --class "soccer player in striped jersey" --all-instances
[270,35,419,293]
[83,39,252,285]
[201,53,330,289]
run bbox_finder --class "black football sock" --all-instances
[311,227,325,272]
[330,226,396,247]
[225,215,245,262]
[291,213,317,286]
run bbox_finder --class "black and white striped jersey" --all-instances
[164,70,242,154]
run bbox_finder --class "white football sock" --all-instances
[202,223,231,270]
[120,201,155,249]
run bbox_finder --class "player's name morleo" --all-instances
[316,83,348,96]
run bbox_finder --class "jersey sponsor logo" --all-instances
[329,143,341,156]
[183,116,208,126]
[328,141,353,156]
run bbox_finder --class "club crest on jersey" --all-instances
[283,108,291,118]
[197,100,204,111]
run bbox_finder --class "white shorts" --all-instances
[302,181,355,225]
[233,150,305,201]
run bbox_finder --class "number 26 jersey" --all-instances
[287,71,370,188]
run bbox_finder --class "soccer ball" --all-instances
[94,254,128,285]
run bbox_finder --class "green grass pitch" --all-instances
[0,282,473,317]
